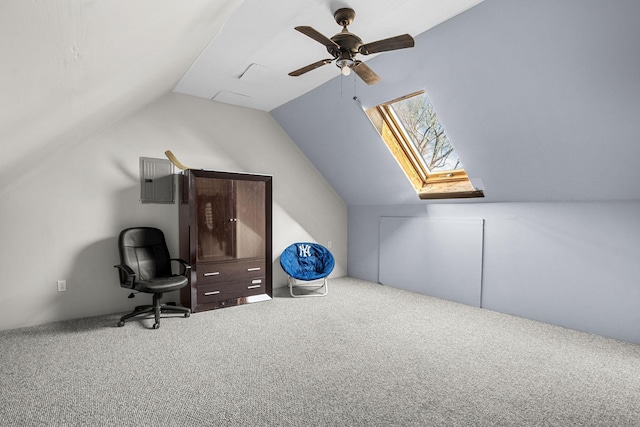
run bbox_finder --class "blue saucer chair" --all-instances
[280,242,335,297]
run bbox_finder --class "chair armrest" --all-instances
[171,258,192,277]
[114,264,136,288]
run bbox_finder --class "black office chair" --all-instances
[114,227,191,329]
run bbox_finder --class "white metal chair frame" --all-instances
[288,275,328,298]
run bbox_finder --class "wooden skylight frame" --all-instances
[365,91,484,200]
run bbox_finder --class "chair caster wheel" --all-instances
[185,312,191,318]
[153,323,160,329]
[117,321,125,327]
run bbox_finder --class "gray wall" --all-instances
[348,201,640,344]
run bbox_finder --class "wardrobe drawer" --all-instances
[198,277,266,304]
[196,260,265,285]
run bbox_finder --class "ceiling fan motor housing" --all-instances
[329,31,363,58]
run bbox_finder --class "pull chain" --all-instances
[353,73,357,99]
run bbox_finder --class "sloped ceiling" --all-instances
[272,0,640,204]
[0,0,242,194]
[3,0,639,206]
[0,0,483,196]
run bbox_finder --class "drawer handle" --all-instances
[247,284,261,289]
[204,290,220,296]
[251,279,262,285]
[247,267,261,272]
[203,272,220,277]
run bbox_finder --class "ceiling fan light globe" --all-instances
[336,57,354,76]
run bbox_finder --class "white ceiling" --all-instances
[174,0,484,111]
[0,0,242,193]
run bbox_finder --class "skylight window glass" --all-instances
[364,90,484,200]
[388,92,462,173]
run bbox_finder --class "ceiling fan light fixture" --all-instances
[336,57,354,76]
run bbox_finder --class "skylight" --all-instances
[365,90,483,200]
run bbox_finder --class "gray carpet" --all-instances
[1,277,639,426]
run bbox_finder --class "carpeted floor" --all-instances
[1,277,639,426]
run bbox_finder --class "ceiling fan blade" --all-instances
[352,61,381,85]
[295,26,340,49]
[288,59,334,77]
[358,34,415,55]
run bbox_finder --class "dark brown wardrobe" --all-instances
[179,169,272,313]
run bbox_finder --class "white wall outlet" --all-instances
[57,280,67,292]
[327,240,333,248]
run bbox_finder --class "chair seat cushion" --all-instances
[280,243,335,281]
[135,275,188,294]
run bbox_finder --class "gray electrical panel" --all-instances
[139,157,175,204]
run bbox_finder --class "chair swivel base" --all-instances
[118,294,190,329]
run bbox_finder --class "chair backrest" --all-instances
[118,227,172,282]
[280,242,335,281]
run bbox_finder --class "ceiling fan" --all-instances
[288,8,415,85]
